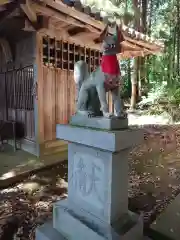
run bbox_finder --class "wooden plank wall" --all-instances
[56,68,76,124]
[43,66,56,141]
[38,66,73,156]
[42,66,76,142]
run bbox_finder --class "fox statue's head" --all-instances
[94,24,125,56]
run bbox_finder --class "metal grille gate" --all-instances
[0,65,35,142]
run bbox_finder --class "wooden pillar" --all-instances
[35,32,44,156]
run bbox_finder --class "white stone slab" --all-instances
[53,199,143,240]
[56,124,143,152]
[150,193,180,240]
[70,115,128,130]
[67,142,128,224]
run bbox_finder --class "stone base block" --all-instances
[36,221,65,240]
[36,222,150,240]
[70,115,128,130]
[51,200,143,240]
[56,124,144,152]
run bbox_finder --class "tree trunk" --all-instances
[141,0,147,33]
[147,0,153,35]
[172,26,176,76]
[130,0,140,109]
[177,0,180,75]
[138,0,147,98]
[130,58,138,109]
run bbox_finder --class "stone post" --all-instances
[36,117,144,240]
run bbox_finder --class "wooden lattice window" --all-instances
[42,36,102,72]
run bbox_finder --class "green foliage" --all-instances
[166,79,180,105]
[140,0,180,121]
[120,60,132,98]
[121,76,131,98]
[81,0,134,25]
[139,82,166,106]
[139,74,180,121]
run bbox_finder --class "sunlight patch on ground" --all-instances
[56,178,68,189]
[0,170,16,180]
[13,158,44,173]
[30,174,51,183]
[35,201,52,210]
[1,186,19,193]
[20,182,41,194]
[128,112,171,126]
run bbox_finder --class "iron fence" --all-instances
[0,65,35,141]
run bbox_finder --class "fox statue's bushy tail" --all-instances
[74,60,89,103]
[74,61,103,116]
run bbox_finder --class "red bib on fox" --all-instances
[101,55,120,75]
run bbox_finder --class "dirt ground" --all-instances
[1,124,180,240]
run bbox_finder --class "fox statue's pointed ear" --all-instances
[94,24,109,44]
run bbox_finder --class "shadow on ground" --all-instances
[0,145,38,181]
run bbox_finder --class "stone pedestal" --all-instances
[70,115,128,130]
[36,117,144,240]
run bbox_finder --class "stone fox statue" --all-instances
[74,24,125,118]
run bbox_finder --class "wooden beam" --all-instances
[68,26,88,36]
[69,31,94,39]
[124,36,163,51]
[32,2,84,27]
[43,0,104,31]
[54,21,69,29]
[20,0,37,22]
[41,23,70,40]
[118,50,152,59]
[31,1,101,35]
[121,41,142,51]
[23,15,50,31]
[37,15,50,29]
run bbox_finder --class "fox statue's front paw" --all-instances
[87,111,95,118]
[103,112,113,118]
[76,110,96,118]
[115,111,128,119]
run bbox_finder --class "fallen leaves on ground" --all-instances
[129,124,180,226]
[1,125,180,239]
